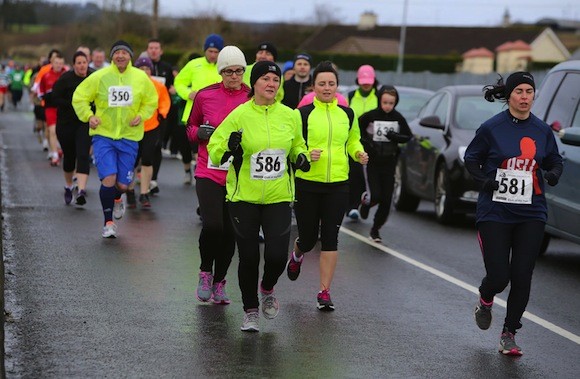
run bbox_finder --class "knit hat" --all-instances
[250,61,281,87]
[357,65,375,85]
[134,56,153,71]
[282,60,294,73]
[294,53,312,66]
[217,46,247,73]
[504,71,535,98]
[257,42,278,61]
[204,34,224,51]
[110,40,134,59]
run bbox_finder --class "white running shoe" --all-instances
[102,222,117,238]
[113,196,125,220]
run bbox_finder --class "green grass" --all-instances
[7,24,50,33]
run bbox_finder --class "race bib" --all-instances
[492,169,533,204]
[207,155,232,171]
[250,149,286,180]
[108,86,133,107]
[373,121,399,142]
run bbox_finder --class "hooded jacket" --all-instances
[72,62,158,142]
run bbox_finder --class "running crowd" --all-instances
[2,34,562,356]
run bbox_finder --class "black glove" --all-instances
[386,130,396,140]
[294,153,310,172]
[544,171,559,186]
[482,179,499,193]
[228,131,242,152]
[197,124,215,140]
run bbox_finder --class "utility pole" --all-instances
[396,0,409,74]
[152,0,159,38]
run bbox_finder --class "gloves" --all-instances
[197,124,215,140]
[228,131,242,152]
[294,153,311,172]
[386,130,396,140]
[482,179,499,193]
[544,171,559,186]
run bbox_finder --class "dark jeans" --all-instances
[196,178,235,282]
[477,220,545,333]
[228,201,291,311]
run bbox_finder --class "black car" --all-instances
[531,60,580,253]
[394,85,504,223]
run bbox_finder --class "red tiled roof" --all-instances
[462,47,494,58]
[495,39,532,52]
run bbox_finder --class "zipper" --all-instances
[326,104,332,182]
[262,107,270,203]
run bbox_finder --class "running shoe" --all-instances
[241,309,259,332]
[64,187,73,205]
[347,209,360,221]
[196,271,213,302]
[286,250,303,281]
[139,193,151,208]
[359,191,370,220]
[183,171,193,185]
[369,228,382,243]
[113,197,125,220]
[126,189,136,209]
[50,155,59,167]
[260,284,279,319]
[102,222,117,238]
[149,180,159,195]
[317,289,335,311]
[498,328,523,356]
[75,190,87,206]
[212,280,231,305]
[474,299,493,330]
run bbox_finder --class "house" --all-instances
[461,48,494,74]
[299,13,571,73]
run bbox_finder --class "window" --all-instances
[546,72,580,129]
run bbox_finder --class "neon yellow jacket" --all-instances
[296,97,364,183]
[72,63,158,142]
[348,88,378,118]
[208,100,307,204]
[174,56,221,123]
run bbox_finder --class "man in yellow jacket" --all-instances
[72,40,158,238]
[174,34,224,123]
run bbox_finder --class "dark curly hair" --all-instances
[482,75,508,103]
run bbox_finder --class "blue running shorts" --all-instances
[92,135,138,185]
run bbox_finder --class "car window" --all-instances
[433,93,449,125]
[418,93,444,118]
[572,103,580,128]
[398,92,432,121]
[545,72,580,129]
[455,96,504,130]
[533,71,565,121]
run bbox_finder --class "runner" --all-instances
[0,65,8,112]
[357,85,412,243]
[281,53,313,109]
[186,45,250,304]
[72,40,158,238]
[243,42,284,102]
[287,61,368,311]
[464,72,563,356]
[52,51,93,206]
[89,48,110,70]
[207,61,310,332]
[38,52,67,166]
[8,64,25,109]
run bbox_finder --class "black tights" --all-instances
[477,220,545,333]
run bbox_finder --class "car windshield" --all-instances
[398,91,432,121]
[455,95,504,130]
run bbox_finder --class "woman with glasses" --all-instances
[186,46,250,304]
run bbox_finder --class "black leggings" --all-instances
[228,201,291,311]
[477,220,545,333]
[348,158,365,211]
[196,178,235,282]
[137,127,161,167]
[294,189,348,252]
[366,159,396,229]
[56,123,91,174]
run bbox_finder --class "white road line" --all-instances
[340,226,580,345]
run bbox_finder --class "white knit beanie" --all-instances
[217,46,247,74]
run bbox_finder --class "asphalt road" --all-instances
[1,105,579,378]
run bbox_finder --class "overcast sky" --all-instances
[51,0,578,27]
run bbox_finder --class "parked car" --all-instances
[393,85,504,223]
[338,85,434,121]
[530,60,580,254]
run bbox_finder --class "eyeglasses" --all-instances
[222,68,245,76]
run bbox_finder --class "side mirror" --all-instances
[558,126,580,146]
[419,115,445,130]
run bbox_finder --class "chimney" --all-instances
[358,11,377,30]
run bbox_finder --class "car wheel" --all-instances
[434,165,456,224]
[539,233,551,256]
[393,161,420,212]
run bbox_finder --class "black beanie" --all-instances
[257,42,278,61]
[250,61,281,87]
[504,71,535,98]
[110,40,134,59]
